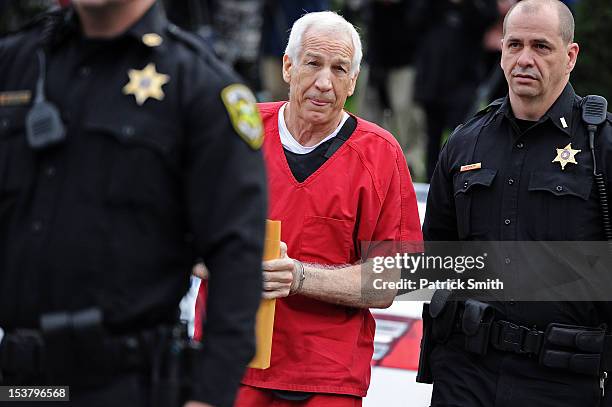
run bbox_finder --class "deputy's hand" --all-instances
[192,262,209,280]
[184,402,214,407]
[262,241,297,299]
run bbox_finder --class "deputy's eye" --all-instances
[335,66,347,73]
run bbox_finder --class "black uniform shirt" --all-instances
[0,3,266,405]
[423,83,612,328]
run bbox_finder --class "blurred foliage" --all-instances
[572,0,612,102]
[0,0,55,36]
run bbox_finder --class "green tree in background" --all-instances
[572,0,612,102]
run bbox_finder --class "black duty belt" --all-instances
[0,328,150,379]
[489,319,612,376]
[0,308,173,384]
[444,300,612,377]
[418,293,612,388]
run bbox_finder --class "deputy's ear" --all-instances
[282,54,292,84]
[566,42,579,73]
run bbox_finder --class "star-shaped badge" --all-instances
[552,143,581,170]
[122,63,169,106]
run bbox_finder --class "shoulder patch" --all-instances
[220,84,263,150]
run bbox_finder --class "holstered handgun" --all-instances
[416,289,456,383]
[152,322,203,407]
[416,303,434,383]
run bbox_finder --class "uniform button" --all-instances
[122,126,135,138]
[509,300,516,305]
[508,178,515,185]
[516,142,524,149]
[32,221,43,232]
[79,66,91,77]
[0,118,9,129]
[504,257,511,264]
[504,219,511,225]
[463,181,469,188]
[556,185,563,192]
[45,166,56,177]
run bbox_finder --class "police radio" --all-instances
[581,95,611,240]
[25,49,66,150]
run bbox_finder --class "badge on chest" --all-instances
[552,143,581,170]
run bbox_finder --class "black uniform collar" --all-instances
[55,1,167,49]
[541,83,576,136]
[124,1,167,44]
[498,83,576,137]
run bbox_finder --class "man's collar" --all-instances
[498,83,576,136]
[542,83,576,136]
[124,0,167,46]
[57,1,167,49]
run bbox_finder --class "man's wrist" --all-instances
[291,260,306,294]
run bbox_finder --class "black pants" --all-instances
[429,333,608,407]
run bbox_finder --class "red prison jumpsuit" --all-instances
[196,102,422,406]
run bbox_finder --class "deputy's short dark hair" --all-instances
[503,0,575,44]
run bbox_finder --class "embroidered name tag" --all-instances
[0,90,31,106]
[460,163,482,172]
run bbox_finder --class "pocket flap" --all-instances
[528,171,592,200]
[454,168,497,195]
[0,107,27,139]
[429,289,453,318]
[83,117,175,155]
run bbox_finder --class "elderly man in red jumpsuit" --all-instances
[195,10,422,407]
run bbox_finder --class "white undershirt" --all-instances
[278,102,350,154]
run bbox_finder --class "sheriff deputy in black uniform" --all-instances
[420,0,612,406]
[0,1,267,407]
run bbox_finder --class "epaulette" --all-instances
[165,24,238,81]
[165,24,216,61]
[477,97,504,116]
[450,98,505,138]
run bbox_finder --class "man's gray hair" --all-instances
[285,11,363,76]
[503,0,575,44]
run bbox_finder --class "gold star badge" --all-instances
[122,63,169,106]
[552,143,581,170]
